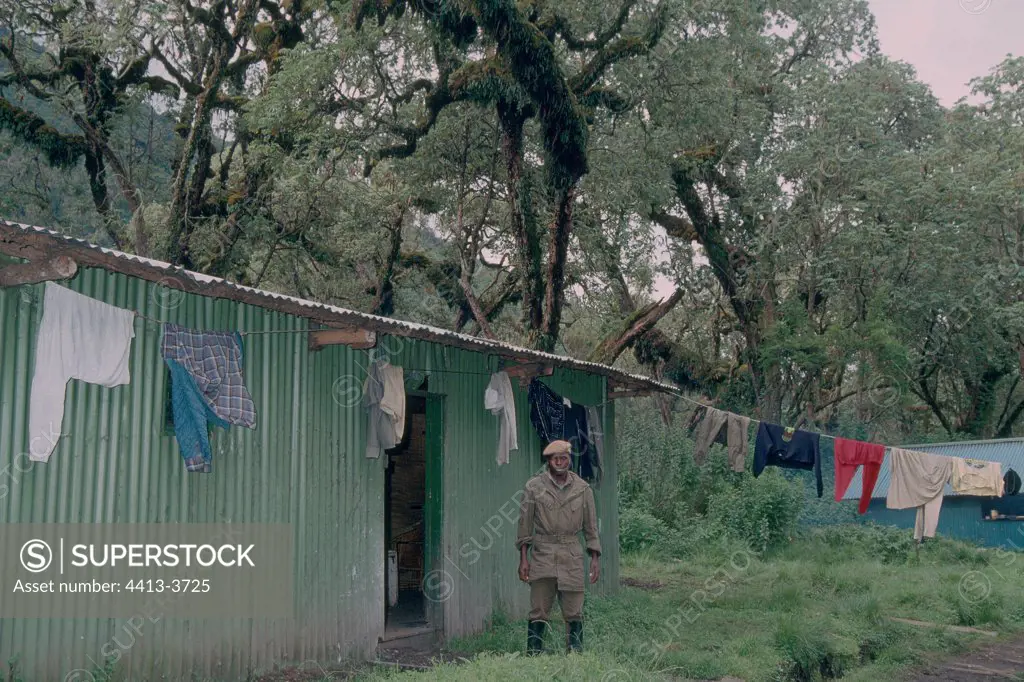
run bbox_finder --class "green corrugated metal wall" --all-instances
[860,498,1024,550]
[0,264,619,679]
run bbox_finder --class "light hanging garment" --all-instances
[885,447,953,541]
[692,406,728,465]
[693,406,751,472]
[364,359,405,458]
[28,283,136,462]
[161,323,256,472]
[753,422,823,497]
[484,371,518,466]
[951,458,1003,497]
[726,414,753,473]
[833,437,886,514]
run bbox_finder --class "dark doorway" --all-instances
[385,393,428,630]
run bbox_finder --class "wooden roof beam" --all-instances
[607,388,655,399]
[607,375,658,398]
[0,253,77,287]
[308,325,377,351]
[502,361,553,387]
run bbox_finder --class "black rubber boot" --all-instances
[527,620,546,655]
[567,620,583,653]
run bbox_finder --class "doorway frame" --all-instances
[385,389,444,633]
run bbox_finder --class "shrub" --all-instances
[670,513,733,558]
[799,523,917,564]
[616,400,702,525]
[618,506,679,555]
[707,471,805,553]
[794,523,995,566]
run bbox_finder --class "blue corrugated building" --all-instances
[842,438,1024,550]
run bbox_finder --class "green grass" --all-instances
[355,524,1024,681]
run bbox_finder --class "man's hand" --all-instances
[519,558,530,582]
[589,556,600,584]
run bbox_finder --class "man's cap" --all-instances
[542,440,571,457]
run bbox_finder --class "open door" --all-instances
[382,387,444,640]
[423,393,445,631]
[384,394,427,630]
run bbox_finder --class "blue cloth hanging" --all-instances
[166,358,230,473]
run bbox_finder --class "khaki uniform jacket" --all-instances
[952,458,1003,497]
[516,471,601,591]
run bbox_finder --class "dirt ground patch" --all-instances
[252,663,363,681]
[905,635,1024,681]
[374,647,471,670]
[252,649,471,680]
[620,576,665,590]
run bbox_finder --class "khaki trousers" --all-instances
[914,494,944,540]
[529,577,584,621]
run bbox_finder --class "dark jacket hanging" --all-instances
[753,422,823,498]
[527,379,596,481]
[528,379,565,444]
[567,401,595,481]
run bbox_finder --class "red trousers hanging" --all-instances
[834,438,886,514]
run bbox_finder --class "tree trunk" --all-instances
[958,367,1007,437]
[458,274,496,339]
[83,148,123,249]
[166,0,258,267]
[539,185,577,352]
[371,204,407,316]
[498,104,544,338]
[74,114,148,255]
[166,55,227,267]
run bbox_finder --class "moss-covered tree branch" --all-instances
[0,99,88,168]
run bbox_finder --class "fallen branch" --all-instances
[944,662,1019,678]
[887,616,998,637]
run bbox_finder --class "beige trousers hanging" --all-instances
[913,495,945,541]
[886,447,953,541]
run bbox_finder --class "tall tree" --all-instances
[341,0,667,348]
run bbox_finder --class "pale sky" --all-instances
[867,0,1024,106]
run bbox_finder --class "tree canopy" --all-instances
[2,0,1022,441]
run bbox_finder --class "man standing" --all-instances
[516,439,601,654]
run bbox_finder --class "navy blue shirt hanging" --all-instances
[753,422,823,497]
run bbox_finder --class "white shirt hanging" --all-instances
[28,283,136,462]
[485,371,518,466]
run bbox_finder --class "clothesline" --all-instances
[134,311,307,335]
[657,388,844,441]
[133,310,840,442]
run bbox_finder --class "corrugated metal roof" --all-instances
[0,219,679,396]
[841,438,1024,501]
